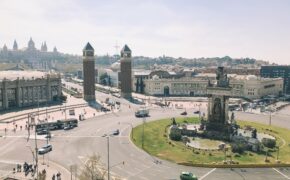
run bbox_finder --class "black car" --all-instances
[181,111,187,115]
[112,129,120,135]
[193,111,200,114]
[101,107,110,112]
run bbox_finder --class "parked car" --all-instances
[64,125,74,130]
[112,93,121,98]
[112,129,120,136]
[38,144,52,155]
[45,133,51,139]
[101,107,110,112]
[135,108,149,117]
[181,111,187,116]
[180,172,198,180]
[37,129,48,135]
[193,111,200,114]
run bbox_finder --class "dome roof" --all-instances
[110,61,120,71]
[246,75,257,80]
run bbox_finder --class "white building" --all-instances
[134,71,283,99]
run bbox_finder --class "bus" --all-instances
[62,118,78,127]
[36,118,78,132]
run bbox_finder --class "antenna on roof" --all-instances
[113,41,120,56]
[111,40,120,65]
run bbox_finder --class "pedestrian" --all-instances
[52,174,55,180]
[20,126,22,130]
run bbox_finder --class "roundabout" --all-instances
[131,117,290,166]
[1,85,290,179]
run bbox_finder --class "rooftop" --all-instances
[83,42,94,51]
[0,71,58,81]
[121,44,131,52]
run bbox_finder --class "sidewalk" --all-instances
[0,160,70,180]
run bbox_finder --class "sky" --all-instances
[0,0,290,64]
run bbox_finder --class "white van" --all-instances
[135,108,149,117]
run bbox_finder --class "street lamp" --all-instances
[27,114,39,179]
[102,134,113,180]
[26,145,35,167]
[142,117,146,149]
[102,127,127,180]
[107,136,110,180]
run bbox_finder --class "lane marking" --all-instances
[273,168,290,179]
[199,168,216,180]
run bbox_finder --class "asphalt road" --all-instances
[1,83,290,179]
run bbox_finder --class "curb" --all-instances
[178,162,290,168]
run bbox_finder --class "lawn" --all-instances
[131,117,290,165]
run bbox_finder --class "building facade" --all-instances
[260,66,290,94]
[82,42,96,102]
[0,71,62,110]
[0,38,59,70]
[133,70,283,99]
[120,45,132,99]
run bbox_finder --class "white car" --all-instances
[38,144,52,155]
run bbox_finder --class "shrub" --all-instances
[262,138,276,149]
[231,143,246,154]
[234,154,241,157]
[169,130,182,141]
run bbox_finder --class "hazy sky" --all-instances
[1,0,290,64]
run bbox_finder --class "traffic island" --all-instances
[131,117,290,167]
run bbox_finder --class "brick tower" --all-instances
[83,42,96,102]
[120,44,132,99]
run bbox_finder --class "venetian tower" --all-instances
[120,44,132,99]
[83,42,96,102]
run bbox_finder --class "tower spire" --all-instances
[13,40,18,51]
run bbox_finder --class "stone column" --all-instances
[57,74,62,97]
[207,95,212,121]
[27,87,30,105]
[32,86,35,105]
[22,87,25,107]
[2,78,8,109]
[16,78,21,107]
[46,75,52,102]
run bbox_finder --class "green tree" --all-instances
[262,138,276,148]
[169,129,182,141]
[99,73,109,85]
